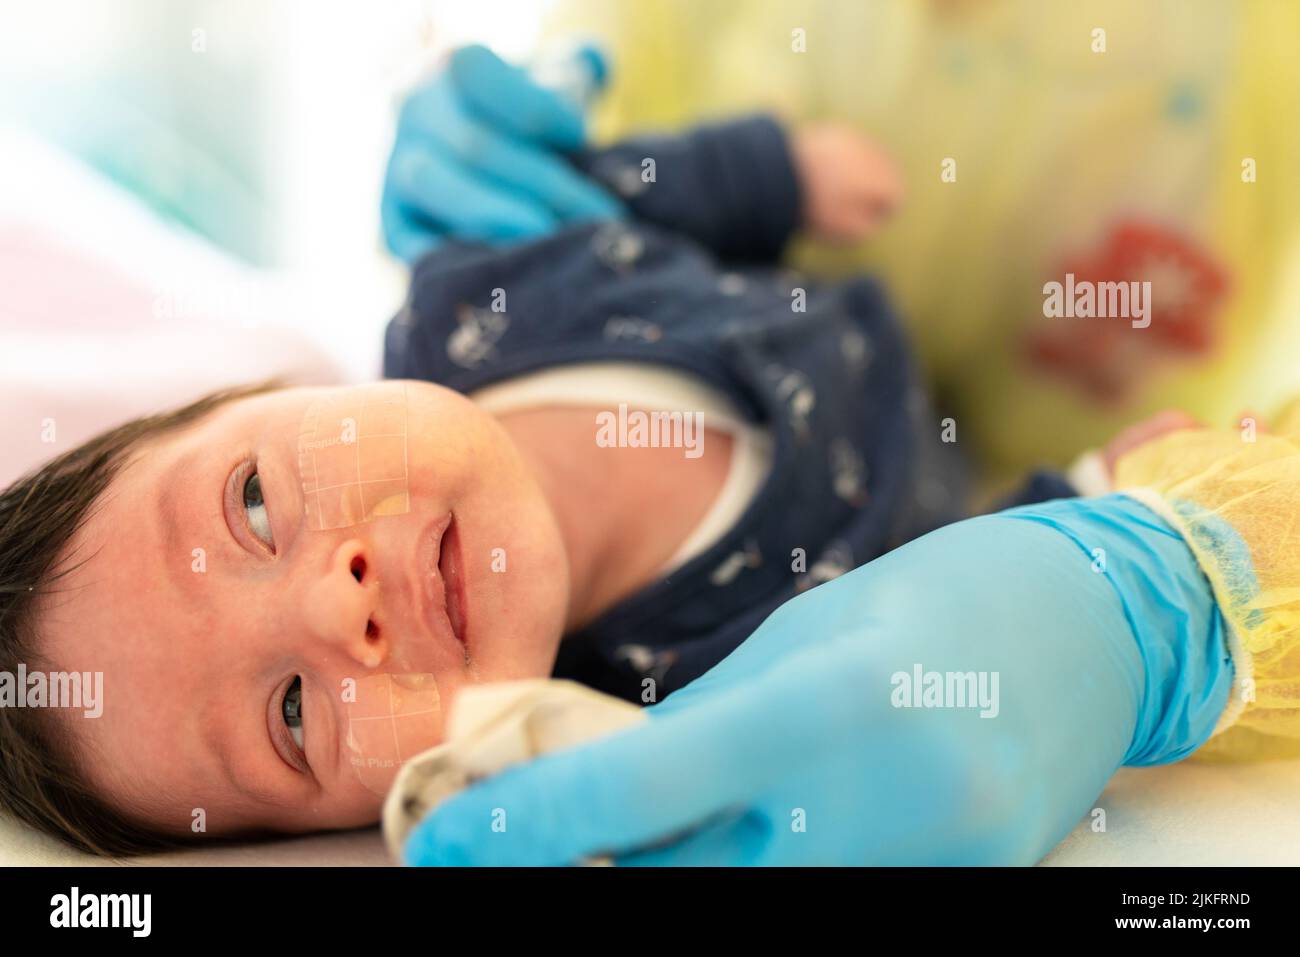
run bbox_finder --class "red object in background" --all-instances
[1025,220,1230,402]
[1104,222,1229,352]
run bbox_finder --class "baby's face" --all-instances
[37,381,569,839]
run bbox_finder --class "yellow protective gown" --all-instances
[546,0,1300,489]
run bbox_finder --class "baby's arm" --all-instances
[574,117,900,262]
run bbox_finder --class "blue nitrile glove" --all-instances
[405,495,1234,865]
[381,44,624,263]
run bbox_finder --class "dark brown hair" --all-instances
[0,381,284,857]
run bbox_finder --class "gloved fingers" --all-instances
[448,43,587,151]
[380,192,442,263]
[397,83,622,226]
[386,145,559,244]
[392,110,621,227]
[402,662,829,866]
[448,124,624,223]
[616,808,771,867]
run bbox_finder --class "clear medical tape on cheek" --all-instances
[344,673,444,796]
[298,382,411,531]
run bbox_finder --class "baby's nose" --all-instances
[303,538,389,668]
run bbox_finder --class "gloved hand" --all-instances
[381,44,624,263]
[404,495,1233,865]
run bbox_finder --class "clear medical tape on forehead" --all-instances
[298,382,411,531]
[344,673,443,796]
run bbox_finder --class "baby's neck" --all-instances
[494,405,733,632]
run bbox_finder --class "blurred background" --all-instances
[0,0,557,481]
[0,0,555,269]
[2,0,1299,491]
[0,0,554,370]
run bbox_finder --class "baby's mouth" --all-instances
[437,514,469,652]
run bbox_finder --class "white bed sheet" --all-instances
[4,756,1299,866]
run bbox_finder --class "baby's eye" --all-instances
[243,472,275,548]
[283,677,304,750]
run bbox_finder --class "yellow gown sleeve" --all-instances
[1114,412,1300,761]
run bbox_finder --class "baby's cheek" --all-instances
[342,673,445,796]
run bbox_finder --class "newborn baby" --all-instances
[0,93,1111,856]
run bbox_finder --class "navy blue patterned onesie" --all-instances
[384,115,1075,703]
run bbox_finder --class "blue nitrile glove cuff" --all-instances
[1001,493,1234,766]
